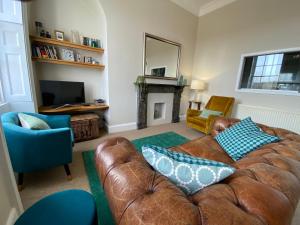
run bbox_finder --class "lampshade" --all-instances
[190,80,205,90]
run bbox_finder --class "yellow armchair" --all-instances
[187,96,235,134]
[187,109,201,117]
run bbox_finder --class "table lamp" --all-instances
[190,80,205,102]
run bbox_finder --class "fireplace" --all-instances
[154,102,165,120]
[147,93,173,126]
[136,83,185,129]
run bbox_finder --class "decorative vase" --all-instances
[177,75,184,86]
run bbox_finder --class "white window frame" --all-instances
[235,47,300,96]
[0,0,37,112]
[0,77,5,104]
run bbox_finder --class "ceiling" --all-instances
[170,0,238,17]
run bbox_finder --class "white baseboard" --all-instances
[6,208,18,225]
[108,122,137,133]
[107,116,186,133]
[179,114,186,121]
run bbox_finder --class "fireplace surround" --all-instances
[136,83,185,129]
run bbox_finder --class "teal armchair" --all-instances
[1,112,74,190]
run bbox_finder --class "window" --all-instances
[237,49,300,95]
[0,0,35,112]
[0,80,4,104]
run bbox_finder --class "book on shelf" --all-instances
[32,44,58,60]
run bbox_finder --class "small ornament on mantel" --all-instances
[177,75,187,86]
[135,75,146,85]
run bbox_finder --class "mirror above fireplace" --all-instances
[144,33,181,80]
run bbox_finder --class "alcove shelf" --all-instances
[32,57,105,70]
[30,35,104,53]
[30,35,105,70]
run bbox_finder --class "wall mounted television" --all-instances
[40,80,85,107]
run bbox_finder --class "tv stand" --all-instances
[53,104,73,110]
[38,103,109,115]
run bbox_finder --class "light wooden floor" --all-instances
[19,121,300,225]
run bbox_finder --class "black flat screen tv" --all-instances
[40,80,85,106]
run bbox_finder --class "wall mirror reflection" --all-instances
[144,33,181,80]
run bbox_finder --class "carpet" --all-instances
[82,131,190,225]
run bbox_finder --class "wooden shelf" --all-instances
[32,57,105,69]
[39,104,109,114]
[30,35,104,53]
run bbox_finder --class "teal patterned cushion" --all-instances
[200,109,222,119]
[215,117,280,161]
[142,144,235,195]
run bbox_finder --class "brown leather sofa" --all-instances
[95,118,300,225]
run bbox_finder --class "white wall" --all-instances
[28,0,108,105]
[98,0,198,128]
[193,0,300,113]
[0,125,22,225]
[28,0,197,131]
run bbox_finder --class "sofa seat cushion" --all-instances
[200,109,222,119]
[173,136,234,165]
[215,117,280,161]
[142,144,235,195]
[187,116,207,127]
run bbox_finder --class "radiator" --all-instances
[235,104,300,134]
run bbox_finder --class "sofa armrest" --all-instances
[187,109,201,117]
[3,125,73,172]
[44,115,74,143]
[205,115,223,134]
[27,113,74,143]
[211,117,241,137]
[24,113,71,129]
[95,137,200,225]
[43,115,71,129]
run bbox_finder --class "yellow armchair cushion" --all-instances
[187,109,201,117]
[188,116,207,127]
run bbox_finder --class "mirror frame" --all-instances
[143,33,181,80]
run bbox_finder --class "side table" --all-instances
[189,101,201,110]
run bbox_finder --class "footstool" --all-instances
[15,189,98,225]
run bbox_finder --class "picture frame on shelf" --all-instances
[55,30,64,41]
[84,56,92,64]
[75,53,81,62]
[60,48,74,61]
[71,30,80,44]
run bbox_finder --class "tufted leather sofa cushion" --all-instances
[95,118,300,225]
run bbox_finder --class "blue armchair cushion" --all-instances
[18,113,50,130]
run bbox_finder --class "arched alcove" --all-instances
[28,0,109,111]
